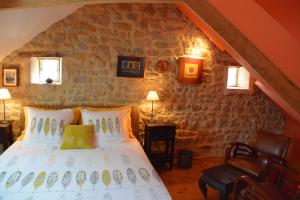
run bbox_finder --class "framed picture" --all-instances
[178,57,203,84]
[2,67,18,87]
[117,56,145,78]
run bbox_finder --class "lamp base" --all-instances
[0,120,9,124]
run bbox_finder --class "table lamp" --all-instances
[0,88,11,124]
[146,90,159,122]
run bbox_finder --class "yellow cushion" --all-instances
[78,106,134,138]
[23,106,81,130]
[60,125,95,149]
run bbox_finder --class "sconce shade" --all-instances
[190,48,203,58]
[146,91,159,101]
[0,88,11,100]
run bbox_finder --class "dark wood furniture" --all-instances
[225,131,291,179]
[199,164,245,200]
[233,163,300,200]
[144,122,176,170]
[0,120,14,150]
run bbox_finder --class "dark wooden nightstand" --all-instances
[0,120,14,150]
[144,122,176,170]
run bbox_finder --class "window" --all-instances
[226,66,250,89]
[31,57,62,85]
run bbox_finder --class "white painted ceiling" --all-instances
[0,5,81,61]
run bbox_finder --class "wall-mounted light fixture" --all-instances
[177,48,204,84]
[190,48,204,59]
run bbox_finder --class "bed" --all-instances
[0,106,172,200]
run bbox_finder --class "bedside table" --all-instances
[144,122,176,170]
[0,120,14,150]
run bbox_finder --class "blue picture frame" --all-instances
[117,56,145,78]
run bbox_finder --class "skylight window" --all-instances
[31,57,62,85]
[227,66,250,89]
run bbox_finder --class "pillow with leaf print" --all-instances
[80,109,130,145]
[23,108,74,147]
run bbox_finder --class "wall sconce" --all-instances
[190,48,204,59]
[178,48,204,84]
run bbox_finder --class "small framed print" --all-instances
[178,57,203,84]
[2,67,18,87]
[117,56,145,78]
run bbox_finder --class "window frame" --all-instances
[30,57,62,85]
[225,66,254,95]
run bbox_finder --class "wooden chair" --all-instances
[225,131,291,179]
[232,163,300,200]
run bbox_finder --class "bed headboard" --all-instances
[20,105,140,138]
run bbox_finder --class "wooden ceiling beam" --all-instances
[182,0,300,117]
[0,0,179,10]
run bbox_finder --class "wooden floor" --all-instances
[159,158,223,200]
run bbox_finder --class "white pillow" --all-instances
[23,108,74,147]
[80,109,130,145]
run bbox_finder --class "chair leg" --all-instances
[219,186,229,200]
[199,177,208,199]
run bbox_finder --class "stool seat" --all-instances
[199,164,245,200]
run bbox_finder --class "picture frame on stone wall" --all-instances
[117,56,145,78]
[177,57,203,84]
[2,66,18,87]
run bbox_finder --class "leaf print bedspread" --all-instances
[0,139,171,200]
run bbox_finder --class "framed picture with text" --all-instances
[117,56,145,78]
[2,66,18,87]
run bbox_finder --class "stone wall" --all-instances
[1,4,285,157]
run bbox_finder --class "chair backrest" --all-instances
[254,131,291,159]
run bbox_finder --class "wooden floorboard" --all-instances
[159,158,223,200]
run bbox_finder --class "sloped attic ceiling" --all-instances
[0,5,81,60]
[0,0,299,123]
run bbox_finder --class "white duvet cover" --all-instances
[0,139,171,200]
